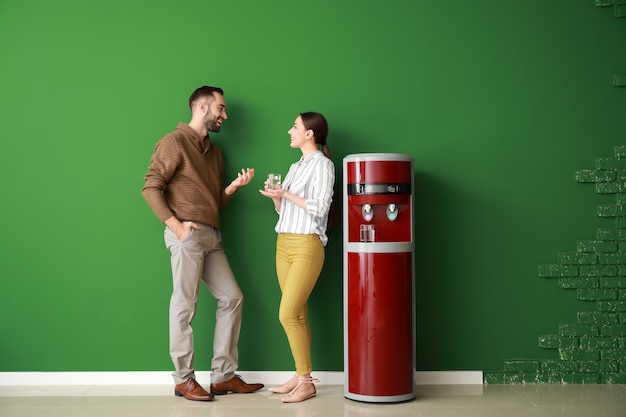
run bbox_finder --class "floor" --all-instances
[0,384,625,417]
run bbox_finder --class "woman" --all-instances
[259,112,335,403]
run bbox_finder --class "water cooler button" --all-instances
[386,204,398,221]
[362,204,373,221]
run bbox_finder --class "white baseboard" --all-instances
[0,370,482,386]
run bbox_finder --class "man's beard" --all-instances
[206,118,221,133]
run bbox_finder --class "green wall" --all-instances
[1,1,624,375]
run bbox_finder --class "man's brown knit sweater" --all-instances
[142,122,234,229]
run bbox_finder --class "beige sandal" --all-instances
[281,376,319,403]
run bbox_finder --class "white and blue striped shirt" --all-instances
[275,150,335,246]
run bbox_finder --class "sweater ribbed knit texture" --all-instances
[142,123,233,229]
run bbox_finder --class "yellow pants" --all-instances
[276,233,325,375]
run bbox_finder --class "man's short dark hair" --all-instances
[189,86,224,109]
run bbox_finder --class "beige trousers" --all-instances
[165,223,243,385]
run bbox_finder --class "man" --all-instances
[142,86,263,401]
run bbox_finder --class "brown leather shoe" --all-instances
[210,375,264,395]
[175,378,214,401]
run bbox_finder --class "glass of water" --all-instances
[267,174,282,190]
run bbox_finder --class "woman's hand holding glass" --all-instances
[260,179,285,199]
[260,173,284,199]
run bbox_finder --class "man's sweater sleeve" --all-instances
[142,137,178,222]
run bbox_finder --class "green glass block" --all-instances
[600,277,626,288]
[576,169,617,183]
[598,204,620,217]
[559,350,573,361]
[579,360,601,373]
[520,372,541,384]
[538,335,559,349]
[558,277,599,289]
[579,265,618,277]
[597,158,626,169]
[540,360,561,372]
[580,337,619,349]
[484,372,506,384]
[574,169,593,182]
[615,145,626,158]
[562,372,600,384]
[576,350,601,361]
[503,373,523,384]
[599,301,626,312]
[559,324,600,337]
[601,373,626,384]
[577,311,619,325]
[573,373,600,384]
[577,240,618,253]
[534,373,561,384]
[596,228,619,241]
[560,360,579,372]
[601,349,626,360]
[503,360,541,372]
[539,264,579,278]
[601,324,626,337]
[559,337,579,349]
[559,323,600,337]
[596,183,622,194]
[599,253,626,265]
[560,252,598,265]
[599,360,619,373]
[576,169,615,183]
[577,289,618,300]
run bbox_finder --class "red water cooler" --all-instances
[343,153,415,403]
